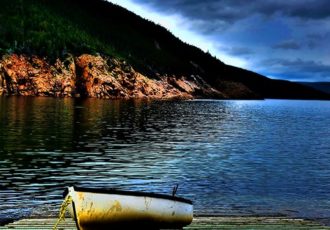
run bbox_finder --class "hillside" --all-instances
[0,0,329,99]
[298,82,330,95]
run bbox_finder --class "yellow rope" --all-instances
[53,195,73,230]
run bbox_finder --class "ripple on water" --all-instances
[0,98,330,222]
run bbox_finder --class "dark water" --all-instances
[1,97,330,223]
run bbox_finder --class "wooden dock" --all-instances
[1,217,329,229]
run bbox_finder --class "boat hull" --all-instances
[66,186,193,229]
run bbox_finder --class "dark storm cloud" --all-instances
[307,32,330,41]
[133,0,247,21]
[262,58,330,71]
[219,46,254,56]
[272,40,301,50]
[132,0,330,23]
[187,19,229,34]
[126,0,330,81]
[307,41,317,49]
[131,0,330,39]
[305,32,330,49]
[260,58,330,80]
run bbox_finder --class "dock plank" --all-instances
[1,217,329,229]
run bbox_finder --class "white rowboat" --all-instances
[64,186,193,229]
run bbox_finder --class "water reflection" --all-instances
[0,97,330,223]
[0,97,74,152]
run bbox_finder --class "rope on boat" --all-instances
[172,184,179,196]
[53,195,72,230]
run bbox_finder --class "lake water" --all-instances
[0,97,330,224]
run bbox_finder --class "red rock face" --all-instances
[0,54,75,97]
[0,54,245,99]
[74,54,196,99]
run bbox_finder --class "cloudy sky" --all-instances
[109,0,330,82]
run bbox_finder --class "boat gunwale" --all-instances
[64,186,193,205]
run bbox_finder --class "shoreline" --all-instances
[2,95,330,102]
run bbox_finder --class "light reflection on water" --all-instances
[0,97,330,223]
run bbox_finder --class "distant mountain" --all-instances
[0,0,329,99]
[298,82,330,95]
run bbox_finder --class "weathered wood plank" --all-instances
[1,217,329,230]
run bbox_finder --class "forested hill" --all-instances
[0,0,329,99]
[298,82,330,95]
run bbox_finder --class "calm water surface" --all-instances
[0,97,330,223]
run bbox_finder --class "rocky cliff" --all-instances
[1,54,253,99]
[0,0,329,100]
